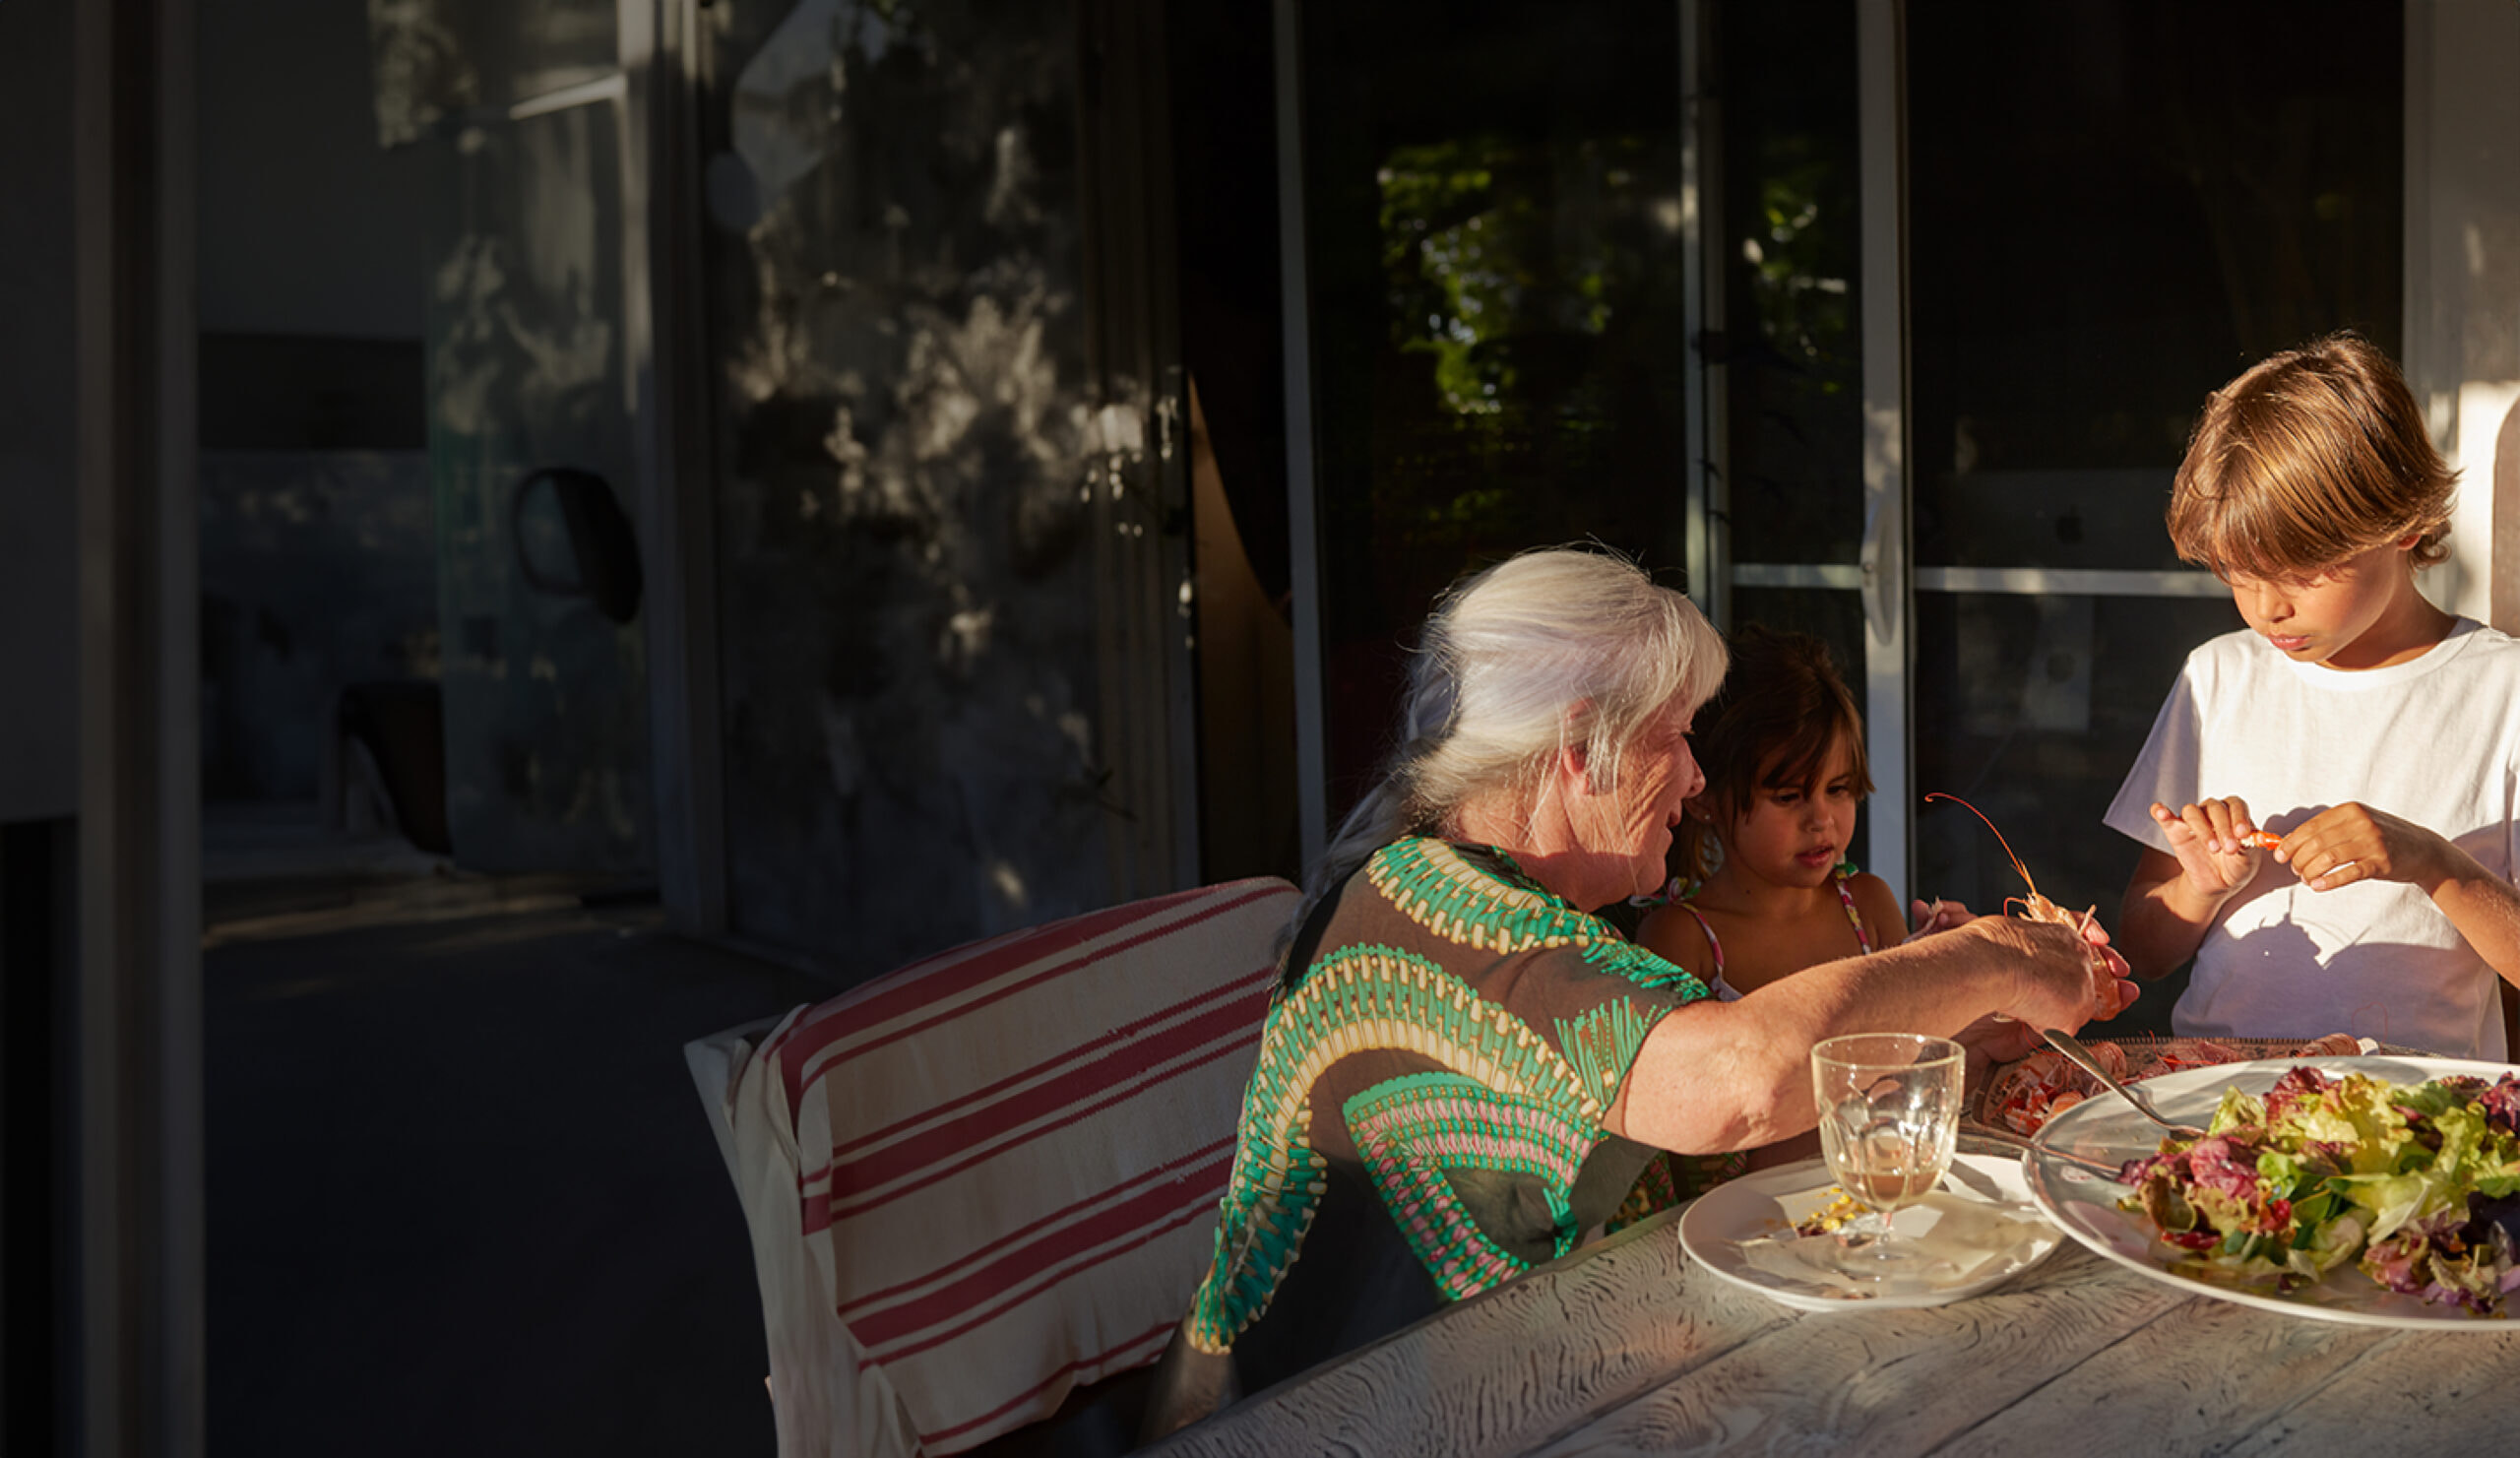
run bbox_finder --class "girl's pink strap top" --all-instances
[1658,863,1872,1002]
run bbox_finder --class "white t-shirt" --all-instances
[2104,618,2520,1059]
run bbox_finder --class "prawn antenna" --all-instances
[1923,791,2038,897]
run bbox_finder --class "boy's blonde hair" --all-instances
[2168,333,2458,581]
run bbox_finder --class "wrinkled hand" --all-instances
[2270,801,2450,893]
[1907,897,1977,941]
[1969,915,2137,1038]
[2151,796,2264,899]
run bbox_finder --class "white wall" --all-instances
[2407,0,2520,624]
[198,0,434,339]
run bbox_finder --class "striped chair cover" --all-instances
[695,876,1299,1457]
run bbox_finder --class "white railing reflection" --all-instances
[1728,563,2227,598]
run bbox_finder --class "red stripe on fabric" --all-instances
[847,1144,1234,1350]
[821,1028,1260,1226]
[872,1191,1219,1374]
[824,964,1274,1163]
[793,969,1262,1196]
[784,897,1161,1037]
[836,1135,1236,1319]
[795,889,1278,1098]
[766,902,1153,1089]
[822,986,1269,1208]
[779,882,1288,1115]
[919,1318,1180,1453]
[869,1187,1220,1365]
[796,1016,1253,1240]
[772,880,1277,1060]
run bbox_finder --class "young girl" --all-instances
[2106,333,2520,1058]
[1635,625,1930,998]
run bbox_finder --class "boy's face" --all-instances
[2220,540,2423,670]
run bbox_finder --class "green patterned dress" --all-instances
[1150,838,1723,1422]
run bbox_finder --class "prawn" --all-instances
[1926,791,2128,1020]
[1922,791,2103,944]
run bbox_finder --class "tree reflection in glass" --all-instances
[1301,0,1689,808]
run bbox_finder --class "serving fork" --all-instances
[2042,1028,2208,1141]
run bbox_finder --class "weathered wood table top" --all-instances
[1147,1179,2520,1457]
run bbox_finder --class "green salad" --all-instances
[2116,1066,2520,1315]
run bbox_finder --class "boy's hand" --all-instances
[2150,796,2264,900]
[2272,801,2451,893]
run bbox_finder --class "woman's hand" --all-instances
[1972,916,2136,1033]
[2150,796,2263,900]
[2270,801,2452,893]
[2071,911,2139,1013]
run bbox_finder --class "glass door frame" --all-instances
[1272,0,2474,889]
[1696,0,2283,904]
[1274,0,1331,867]
[1678,0,1922,896]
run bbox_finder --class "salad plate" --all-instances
[2025,1053,2520,1329]
[1678,1153,2062,1312]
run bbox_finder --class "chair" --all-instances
[687,877,1299,1457]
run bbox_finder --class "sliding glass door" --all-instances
[1899,0,2401,926]
[1289,0,1694,823]
[1281,0,2405,935]
[1689,0,2402,927]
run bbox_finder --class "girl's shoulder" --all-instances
[1838,865,1894,897]
[1839,868,1908,947]
[1633,897,1715,970]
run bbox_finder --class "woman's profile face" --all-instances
[1585,697,1705,902]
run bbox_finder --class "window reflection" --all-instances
[1302,0,1689,809]
[1906,0,2400,950]
[1909,0,2402,573]
[1719,0,1863,568]
[1704,2,1868,858]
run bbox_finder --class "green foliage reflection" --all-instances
[1743,156,1854,394]
[1369,133,1679,562]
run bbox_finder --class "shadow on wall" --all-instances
[2496,395,2519,637]
[704,0,1114,981]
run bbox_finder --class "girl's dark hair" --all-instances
[1671,625,1870,884]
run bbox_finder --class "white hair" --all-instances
[1283,546,1727,967]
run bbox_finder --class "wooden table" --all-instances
[1145,1170,2520,1456]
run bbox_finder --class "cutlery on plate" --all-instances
[1960,1127,2132,1181]
[2041,1028,2207,1141]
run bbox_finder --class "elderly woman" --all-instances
[1142,548,2127,1435]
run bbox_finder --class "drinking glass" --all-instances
[1810,1034,1966,1255]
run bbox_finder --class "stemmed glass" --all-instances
[1810,1034,1966,1263]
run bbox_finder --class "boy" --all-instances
[2105,334,2520,1058]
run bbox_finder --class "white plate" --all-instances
[2026,1054,2520,1330]
[1677,1152,2062,1311]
